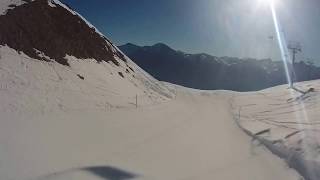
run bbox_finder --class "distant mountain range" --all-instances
[119,43,320,91]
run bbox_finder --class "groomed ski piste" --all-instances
[0,46,304,180]
[0,0,317,180]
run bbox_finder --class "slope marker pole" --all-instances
[136,94,138,108]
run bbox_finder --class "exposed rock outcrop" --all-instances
[0,0,126,66]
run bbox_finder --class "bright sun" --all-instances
[256,0,278,6]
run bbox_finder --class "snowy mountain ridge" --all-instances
[120,43,320,91]
[0,0,174,113]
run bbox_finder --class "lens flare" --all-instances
[268,2,317,179]
[269,1,292,87]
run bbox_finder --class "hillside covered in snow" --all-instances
[0,0,174,110]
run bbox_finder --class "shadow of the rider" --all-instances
[82,166,137,180]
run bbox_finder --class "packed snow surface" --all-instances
[0,46,303,180]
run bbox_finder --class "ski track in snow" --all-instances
[232,81,320,180]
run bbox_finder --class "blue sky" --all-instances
[61,0,320,63]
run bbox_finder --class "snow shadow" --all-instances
[82,166,137,180]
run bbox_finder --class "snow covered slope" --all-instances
[0,1,175,179]
[0,81,303,180]
[0,46,172,115]
[0,0,174,111]
[232,80,320,180]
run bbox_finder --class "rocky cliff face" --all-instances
[0,0,126,66]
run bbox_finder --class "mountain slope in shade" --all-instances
[119,43,320,91]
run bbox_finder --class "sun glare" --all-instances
[256,0,278,6]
